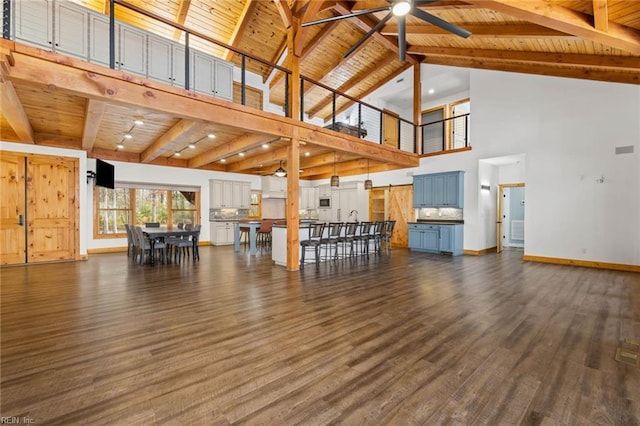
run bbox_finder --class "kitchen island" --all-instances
[271,222,315,267]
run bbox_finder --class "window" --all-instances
[94,185,200,238]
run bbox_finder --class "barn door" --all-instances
[27,155,78,263]
[0,153,27,265]
[388,185,414,248]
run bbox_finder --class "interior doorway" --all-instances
[497,183,525,253]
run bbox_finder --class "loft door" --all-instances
[0,153,27,264]
[0,152,78,265]
[383,110,399,148]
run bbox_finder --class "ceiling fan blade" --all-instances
[301,6,390,27]
[412,8,472,38]
[343,12,393,59]
[398,15,406,62]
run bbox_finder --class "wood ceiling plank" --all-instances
[593,0,609,32]
[381,23,571,37]
[224,146,289,172]
[408,45,640,70]
[140,119,205,163]
[82,100,106,151]
[0,77,34,143]
[172,0,192,40]
[224,0,257,61]
[466,0,640,54]
[189,133,281,169]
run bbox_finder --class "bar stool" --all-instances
[353,221,372,257]
[338,222,358,258]
[370,221,384,255]
[300,223,325,269]
[381,220,396,254]
[321,222,344,261]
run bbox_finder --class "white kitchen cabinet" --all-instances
[211,179,250,208]
[211,222,235,245]
[261,176,287,198]
[300,187,318,209]
[330,181,369,222]
[147,35,188,87]
[192,51,233,101]
[318,185,332,197]
[232,181,251,209]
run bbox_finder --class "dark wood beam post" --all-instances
[286,128,300,271]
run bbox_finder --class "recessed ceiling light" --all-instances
[124,134,133,139]
[207,133,216,139]
[220,158,226,163]
[305,152,311,156]
[262,144,269,149]
[238,152,245,157]
[428,88,435,95]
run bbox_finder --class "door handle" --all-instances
[18,214,24,226]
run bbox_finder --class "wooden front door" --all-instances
[383,110,399,148]
[0,152,78,265]
[388,185,415,248]
[0,153,27,264]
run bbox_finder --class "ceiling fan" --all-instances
[301,0,471,62]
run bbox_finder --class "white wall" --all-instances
[361,69,640,266]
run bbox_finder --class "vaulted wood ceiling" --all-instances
[1,0,639,180]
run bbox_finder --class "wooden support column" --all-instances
[413,63,422,154]
[287,17,301,120]
[286,128,300,271]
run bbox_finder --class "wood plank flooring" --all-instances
[1,247,639,425]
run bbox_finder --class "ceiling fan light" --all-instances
[392,0,411,16]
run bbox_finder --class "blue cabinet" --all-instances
[409,223,463,255]
[413,171,464,208]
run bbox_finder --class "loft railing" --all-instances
[300,76,417,154]
[420,113,470,154]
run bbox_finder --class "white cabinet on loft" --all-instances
[191,51,233,101]
[147,35,188,87]
[86,13,146,74]
[12,0,88,60]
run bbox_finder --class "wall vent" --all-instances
[615,145,634,155]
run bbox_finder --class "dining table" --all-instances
[234,221,261,256]
[143,227,200,264]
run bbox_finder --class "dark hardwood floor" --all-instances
[1,246,639,425]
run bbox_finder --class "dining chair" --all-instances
[124,224,135,258]
[135,226,165,264]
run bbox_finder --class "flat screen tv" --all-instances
[95,159,115,189]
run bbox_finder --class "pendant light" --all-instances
[274,160,287,177]
[330,152,339,187]
[364,159,373,190]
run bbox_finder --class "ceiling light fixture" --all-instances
[364,159,373,190]
[133,119,144,126]
[330,152,339,187]
[391,0,411,17]
[207,133,216,139]
[115,119,143,150]
[220,158,226,163]
[174,151,181,157]
[239,152,245,157]
[123,134,133,139]
[262,143,270,149]
[305,152,310,157]
[274,160,287,177]
[188,143,196,149]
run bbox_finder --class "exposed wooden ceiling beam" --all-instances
[189,133,281,169]
[592,0,609,32]
[81,100,106,151]
[172,0,191,40]
[420,54,640,85]
[224,0,256,61]
[300,151,359,169]
[140,119,205,164]
[306,52,397,118]
[465,0,640,55]
[0,74,35,143]
[295,0,332,56]
[273,0,293,29]
[408,45,640,71]
[224,146,289,172]
[35,133,81,149]
[381,23,570,37]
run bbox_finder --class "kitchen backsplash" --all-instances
[209,208,248,220]
[417,207,463,220]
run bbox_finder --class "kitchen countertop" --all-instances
[410,220,464,225]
